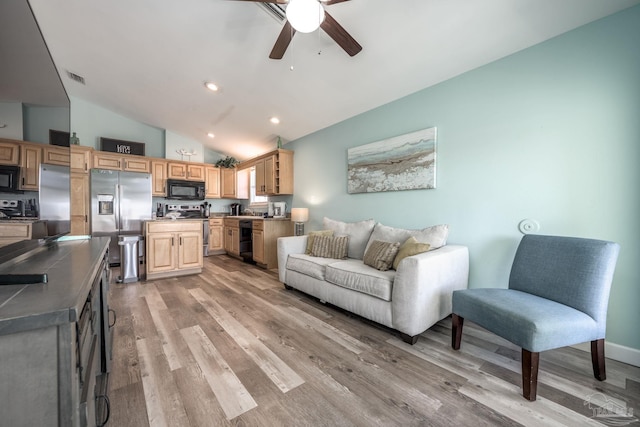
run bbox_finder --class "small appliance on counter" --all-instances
[0,199,38,218]
[156,202,164,218]
[201,202,211,218]
[230,203,242,216]
[268,202,287,218]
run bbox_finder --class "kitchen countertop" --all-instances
[0,236,110,336]
[0,219,46,223]
[224,216,291,221]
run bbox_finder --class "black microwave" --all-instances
[0,165,21,193]
[166,179,205,200]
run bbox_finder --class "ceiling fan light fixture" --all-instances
[286,0,325,33]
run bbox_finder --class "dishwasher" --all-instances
[239,220,253,262]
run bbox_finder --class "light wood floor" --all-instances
[107,255,640,426]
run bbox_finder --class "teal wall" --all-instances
[286,7,640,351]
[70,96,165,157]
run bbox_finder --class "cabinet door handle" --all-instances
[180,237,183,245]
[171,237,175,246]
[96,394,111,427]
[108,308,117,328]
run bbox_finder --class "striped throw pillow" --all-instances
[363,240,401,271]
[311,235,349,259]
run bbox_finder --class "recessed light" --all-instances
[204,82,218,92]
[207,132,215,138]
[270,117,280,124]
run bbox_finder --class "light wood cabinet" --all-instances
[146,220,203,280]
[151,160,168,196]
[42,145,70,166]
[19,143,41,190]
[251,219,293,269]
[70,146,92,174]
[0,221,47,248]
[209,218,224,253]
[93,152,150,173]
[167,162,205,181]
[205,166,221,198]
[70,173,90,235]
[223,218,240,256]
[221,167,249,199]
[0,139,20,165]
[241,149,293,196]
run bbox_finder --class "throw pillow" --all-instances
[311,235,349,259]
[392,237,431,270]
[364,222,448,254]
[322,217,375,260]
[305,230,334,254]
[363,240,401,271]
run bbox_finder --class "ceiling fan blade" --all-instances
[270,21,296,59]
[322,0,351,5]
[320,11,362,57]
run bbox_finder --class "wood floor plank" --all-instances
[188,287,305,393]
[180,325,257,420]
[136,336,190,427]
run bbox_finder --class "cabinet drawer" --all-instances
[209,218,223,226]
[147,220,202,234]
[224,218,239,228]
[252,220,264,231]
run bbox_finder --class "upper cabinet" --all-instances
[0,139,20,165]
[93,151,151,173]
[220,167,249,199]
[19,143,42,191]
[42,145,70,166]
[205,166,221,199]
[244,149,293,196]
[167,161,205,181]
[70,146,93,174]
[151,159,168,196]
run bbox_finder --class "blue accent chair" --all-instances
[451,234,620,401]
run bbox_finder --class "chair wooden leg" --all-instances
[522,349,539,401]
[591,339,606,381]
[452,314,464,350]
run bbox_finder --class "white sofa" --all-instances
[277,218,470,344]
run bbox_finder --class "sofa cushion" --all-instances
[363,240,401,271]
[325,260,395,302]
[323,217,375,260]
[305,230,334,254]
[286,254,336,281]
[393,237,431,270]
[311,235,349,259]
[364,222,449,255]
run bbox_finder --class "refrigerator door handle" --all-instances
[117,183,123,231]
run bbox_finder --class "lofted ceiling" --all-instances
[17,0,640,160]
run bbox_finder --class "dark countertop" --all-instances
[224,216,290,221]
[0,236,110,336]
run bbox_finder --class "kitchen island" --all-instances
[0,236,112,427]
[145,219,204,280]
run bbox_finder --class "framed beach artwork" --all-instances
[347,127,437,194]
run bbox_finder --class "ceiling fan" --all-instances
[235,0,362,59]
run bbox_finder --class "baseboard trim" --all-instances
[572,341,640,367]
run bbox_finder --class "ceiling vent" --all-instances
[257,2,286,22]
[66,71,86,85]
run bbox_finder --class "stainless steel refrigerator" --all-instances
[91,169,152,265]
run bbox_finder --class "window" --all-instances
[249,167,268,206]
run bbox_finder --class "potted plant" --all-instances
[214,156,239,168]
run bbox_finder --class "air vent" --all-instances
[257,2,286,22]
[66,71,86,85]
